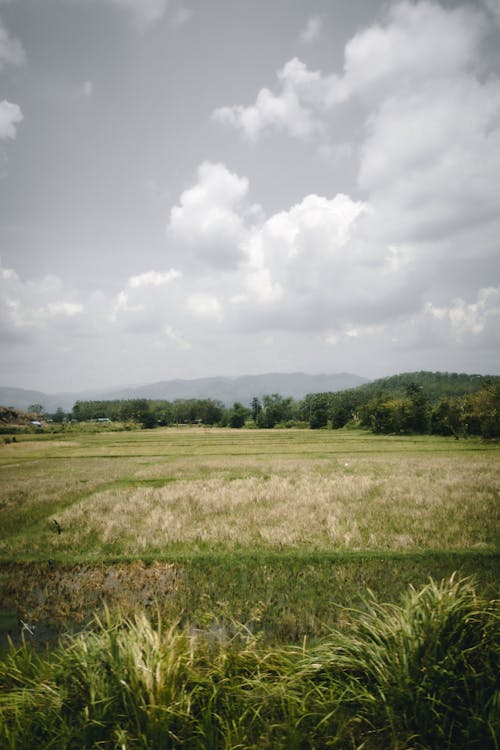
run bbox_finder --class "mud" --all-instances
[0,560,182,645]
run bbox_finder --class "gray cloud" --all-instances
[0,14,26,69]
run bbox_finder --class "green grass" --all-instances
[1,428,499,746]
[1,428,498,560]
[0,427,498,640]
[0,576,498,749]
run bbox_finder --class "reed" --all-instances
[1,576,498,749]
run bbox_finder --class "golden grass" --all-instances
[39,457,499,554]
[1,429,498,558]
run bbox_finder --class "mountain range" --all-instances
[0,372,368,412]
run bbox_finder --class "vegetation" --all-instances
[0,428,498,638]
[1,429,498,561]
[3,372,498,436]
[0,400,498,747]
[0,576,498,749]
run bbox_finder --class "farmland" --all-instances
[1,427,498,631]
[0,427,499,748]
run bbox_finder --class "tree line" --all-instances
[25,372,495,438]
[64,374,499,439]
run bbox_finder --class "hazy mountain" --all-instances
[0,372,368,411]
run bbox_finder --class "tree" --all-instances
[229,402,249,428]
[431,398,462,437]
[259,394,295,428]
[308,394,329,429]
[251,397,262,423]
[52,407,66,424]
[404,382,430,433]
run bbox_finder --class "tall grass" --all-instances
[1,576,498,749]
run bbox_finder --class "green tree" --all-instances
[308,394,329,429]
[229,402,249,428]
[251,397,262,423]
[259,394,295,428]
[51,407,66,424]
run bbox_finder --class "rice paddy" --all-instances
[0,427,499,747]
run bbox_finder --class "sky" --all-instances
[0,0,499,392]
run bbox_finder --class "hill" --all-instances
[330,371,497,404]
[0,372,368,411]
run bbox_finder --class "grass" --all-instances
[0,576,498,749]
[0,427,498,640]
[1,427,499,745]
[1,428,498,559]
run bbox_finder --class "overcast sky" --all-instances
[1,0,499,392]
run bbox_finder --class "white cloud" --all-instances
[425,287,500,342]
[212,57,334,142]
[209,0,500,344]
[109,290,144,321]
[0,15,26,70]
[128,269,181,288]
[168,161,260,269]
[110,268,181,322]
[300,15,323,44]
[341,0,483,101]
[239,193,368,311]
[186,293,223,322]
[0,100,23,140]
[0,261,85,334]
[163,325,191,350]
[44,302,83,318]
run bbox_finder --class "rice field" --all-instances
[1,427,498,560]
[1,427,499,747]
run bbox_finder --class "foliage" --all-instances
[228,402,250,428]
[0,577,497,749]
[257,393,297,428]
[331,379,498,437]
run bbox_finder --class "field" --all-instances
[1,427,498,633]
[0,427,499,748]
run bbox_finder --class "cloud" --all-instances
[482,0,500,28]
[230,192,417,331]
[213,1,489,145]
[0,15,26,70]
[425,287,500,342]
[81,80,93,97]
[168,161,261,270]
[171,6,193,27]
[128,269,181,288]
[103,0,169,28]
[0,100,23,140]
[186,293,224,322]
[341,0,483,100]
[110,268,181,322]
[163,325,191,350]
[212,58,330,142]
[0,260,85,337]
[209,1,500,341]
[300,15,323,44]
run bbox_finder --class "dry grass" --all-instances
[1,429,498,558]
[17,456,499,556]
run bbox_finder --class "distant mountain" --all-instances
[0,372,368,412]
